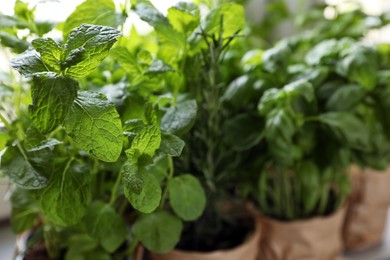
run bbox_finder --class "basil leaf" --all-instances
[161,100,197,134]
[30,73,78,134]
[63,0,126,37]
[83,201,127,253]
[64,91,123,162]
[63,24,121,78]
[168,174,206,221]
[132,210,183,253]
[38,160,91,226]
[325,84,365,111]
[0,146,47,189]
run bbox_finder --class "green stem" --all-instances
[123,238,139,257]
[160,156,174,208]
[109,170,123,205]
[0,113,11,129]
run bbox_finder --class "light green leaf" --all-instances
[161,100,197,134]
[83,201,127,253]
[32,38,63,72]
[126,124,161,159]
[10,49,48,77]
[38,159,91,226]
[64,91,123,162]
[63,24,122,78]
[0,146,47,189]
[167,5,199,34]
[11,207,37,233]
[159,133,185,157]
[168,174,206,221]
[110,47,142,76]
[0,32,29,53]
[132,210,183,253]
[30,73,78,134]
[63,0,126,37]
[124,172,161,213]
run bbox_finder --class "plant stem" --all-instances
[0,113,11,129]
[160,156,174,208]
[109,170,123,206]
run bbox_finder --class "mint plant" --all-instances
[0,0,207,258]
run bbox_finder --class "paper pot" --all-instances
[343,166,390,251]
[148,217,261,260]
[258,207,346,260]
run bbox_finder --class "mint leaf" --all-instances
[0,146,47,189]
[30,73,78,134]
[64,91,123,162]
[110,47,142,76]
[124,172,161,213]
[63,24,122,78]
[145,60,174,75]
[161,100,197,134]
[83,201,127,253]
[38,160,91,226]
[63,0,126,37]
[167,5,199,34]
[32,38,63,72]
[132,210,182,253]
[126,124,161,159]
[121,161,144,195]
[159,133,185,157]
[168,174,206,221]
[10,49,48,77]
[25,126,62,152]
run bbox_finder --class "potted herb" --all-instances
[116,1,262,259]
[0,0,207,258]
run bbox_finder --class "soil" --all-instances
[23,240,50,260]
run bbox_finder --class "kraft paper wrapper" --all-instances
[343,166,390,251]
[258,207,346,260]
[148,218,261,260]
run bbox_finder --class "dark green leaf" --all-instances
[159,133,185,157]
[10,49,48,77]
[64,91,123,162]
[168,174,206,221]
[38,159,91,226]
[30,73,78,134]
[83,201,127,253]
[11,207,37,233]
[0,146,47,189]
[132,210,182,253]
[325,84,365,111]
[161,100,197,134]
[121,161,144,195]
[25,126,62,152]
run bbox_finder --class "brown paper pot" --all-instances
[343,166,390,251]
[148,218,261,260]
[258,207,346,260]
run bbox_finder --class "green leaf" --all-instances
[168,174,206,221]
[167,5,199,34]
[0,32,29,53]
[32,38,63,72]
[64,91,123,162]
[295,161,320,214]
[126,124,161,159]
[110,47,142,76]
[30,73,78,134]
[161,100,197,134]
[11,207,37,233]
[325,84,365,111]
[63,0,126,37]
[146,156,169,183]
[83,201,127,253]
[283,79,314,103]
[317,112,370,150]
[10,49,48,77]
[145,60,175,75]
[159,133,185,157]
[0,146,47,189]
[132,210,183,253]
[63,24,122,78]
[38,159,91,226]
[124,172,161,213]
[121,161,144,195]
